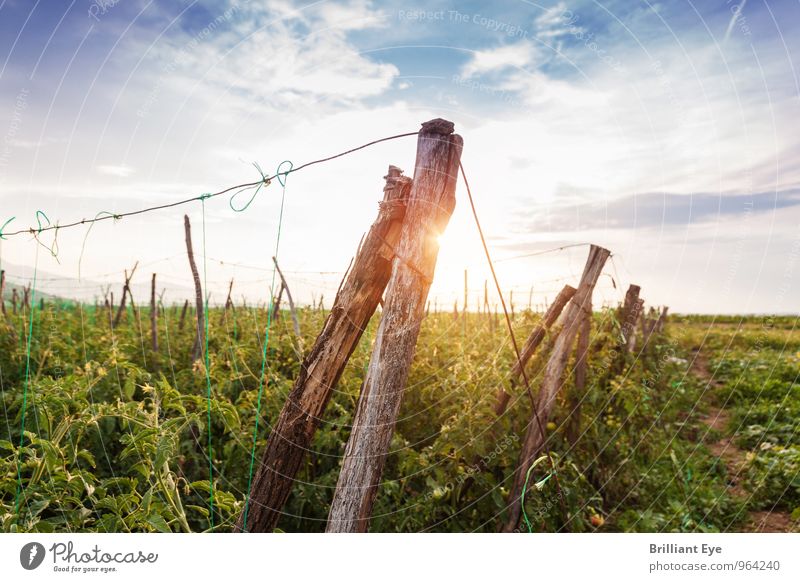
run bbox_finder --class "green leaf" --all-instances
[146,513,171,533]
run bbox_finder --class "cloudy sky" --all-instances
[0,0,798,313]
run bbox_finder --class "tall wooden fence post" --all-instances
[503,244,610,532]
[234,165,413,533]
[150,273,158,354]
[112,262,138,328]
[326,118,462,533]
[620,284,641,350]
[566,305,591,446]
[184,215,204,362]
[495,284,576,416]
[272,256,302,344]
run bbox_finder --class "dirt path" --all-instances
[690,348,794,533]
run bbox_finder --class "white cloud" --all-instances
[96,165,135,177]
[460,43,539,78]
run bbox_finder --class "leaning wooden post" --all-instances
[494,284,576,416]
[0,270,8,321]
[150,273,158,354]
[326,118,462,533]
[620,284,640,347]
[655,306,669,333]
[0,270,16,341]
[272,283,284,320]
[503,244,610,532]
[220,279,234,325]
[234,165,413,533]
[113,262,139,328]
[272,256,301,341]
[184,215,204,362]
[627,298,645,353]
[178,299,189,330]
[566,305,591,446]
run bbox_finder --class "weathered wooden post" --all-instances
[184,215,204,362]
[234,164,413,533]
[566,306,591,446]
[326,118,462,533]
[503,244,610,532]
[272,283,284,320]
[625,298,643,353]
[178,299,189,330]
[0,270,7,318]
[272,256,301,342]
[494,284,576,416]
[620,284,640,347]
[655,306,669,333]
[113,262,139,328]
[150,273,158,353]
[220,279,235,325]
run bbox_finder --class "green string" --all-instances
[78,211,122,281]
[520,455,553,533]
[14,213,47,519]
[242,160,292,531]
[229,163,271,212]
[200,199,215,530]
[0,216,16,239]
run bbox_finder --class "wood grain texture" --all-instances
[183,215,204,362]
[620,284,641,352]
[234,165,412,533]
[326,119,463,533]
[566,307,591,447]
[503,244,610,532]
[495,284,577,416]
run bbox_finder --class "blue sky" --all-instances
[0,0,798,313]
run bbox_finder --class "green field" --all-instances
[1,303,798,532]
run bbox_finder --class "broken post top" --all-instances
[383,165,412,203]
[419,118,455,135]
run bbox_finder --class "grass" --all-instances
[0,302,797,532]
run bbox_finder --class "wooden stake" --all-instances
[326,118,462,533]
[220,278,235,325]
[620,284,641,351]
[179,299,189,331]
[503,244,610,532]
[184,215,204,362]
[272,256,301,342]
[150,273,158,354]
[272,283,284,321]
[494,284,576,416]
[655,306,669,333]
[627,298,644,353]
[234,164,413,533]
[113,262,139,328]
[0,270,7,318]
[566,306,591,446]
